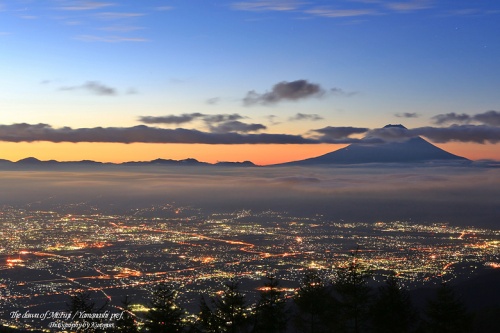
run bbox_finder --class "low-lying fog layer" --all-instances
[1,165,499,228]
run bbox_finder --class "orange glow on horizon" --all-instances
[0,142,345,165]
[433,142,500,161]
[0,141,498,166]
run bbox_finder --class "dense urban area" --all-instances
[0,203,498,332]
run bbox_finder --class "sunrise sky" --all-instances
[1,0,499,165]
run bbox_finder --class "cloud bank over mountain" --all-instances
[1,120,499,144]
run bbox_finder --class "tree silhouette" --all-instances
[197,279,249,333]
[370,273,418,333]
[252,275,287,333]
[197,295,219,333]
[424,283,473,333]
[293,269,339,333]
[333,248,372,333]
[112,295,138,333]
[67,290,109,333]
[145,282,186,332]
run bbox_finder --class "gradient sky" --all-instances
[1,0,500,165]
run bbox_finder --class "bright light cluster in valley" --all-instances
[0,203,498,329]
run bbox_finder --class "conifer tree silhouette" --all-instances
[112,295,138,333]
[293,269,339,333]
[145,282,186,332]
[67,290,109,333]
[333,247,371,333]
[252,275,287,333]
[424,283,473,333]
[197,279,249,333]
[370,273,418,333]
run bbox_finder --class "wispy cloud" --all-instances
[231,1,302,12]
[243,80,324,106]
[232,0,440,19]
[206,97,220,105]
[331,87,358,96]
[75,35,148,42]
[60,81,117,95]
[99,25,144,32]
[395,112,419,118]
[384,0,434,12]
[139,113,206,125]
[289,113,324,121]
[59,1,115,11]
[95,12,145,20]
[155,6,174,12]
[305,8,378,18]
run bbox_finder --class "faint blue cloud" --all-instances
[75,35,148,42]
[95,12,144,20]
[231,1,303,12]
[305,8,378,18]
[59,1,115,11]
[155,6,174,11]
[384,0,434,12]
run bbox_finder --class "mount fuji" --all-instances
[281,124,469,166]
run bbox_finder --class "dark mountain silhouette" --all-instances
[281,124,470,166]
[0,157,256,169]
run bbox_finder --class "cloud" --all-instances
[206,97,220,105]
[138,113,246,127]
[139,113,205,125]
[472,110,500,126]
[99,25,145,32]
[331,87,357,96]
[75,35,148,42]
[243,80,324,106]
[155,6,174,11]
[412,125,500,144]
[95,12,144,20]
[231,1,301,12]
[431,112,471,125]
[208,121,267,134]
[203,114,245,124]
[59,1,115,11]
[289,113,324,121]
[60,81,117,95]
[266,115,281,125]
[368,124,500,144]
[0,123,315,144]
[305,8,378,18]
[384,0,434,12]
[395,112,419,118]
[311,126,369,140]
[432,110,500,126]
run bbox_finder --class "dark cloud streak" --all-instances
[0,123,315,144]
[289,113,324,121]
[432,110,500,126]
[139,113,205,125]
[395,112,419,118]
[208,121,266,134]
[243,80,324,106]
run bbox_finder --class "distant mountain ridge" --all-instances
[0,157,256,168]
[280,124,470,166]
